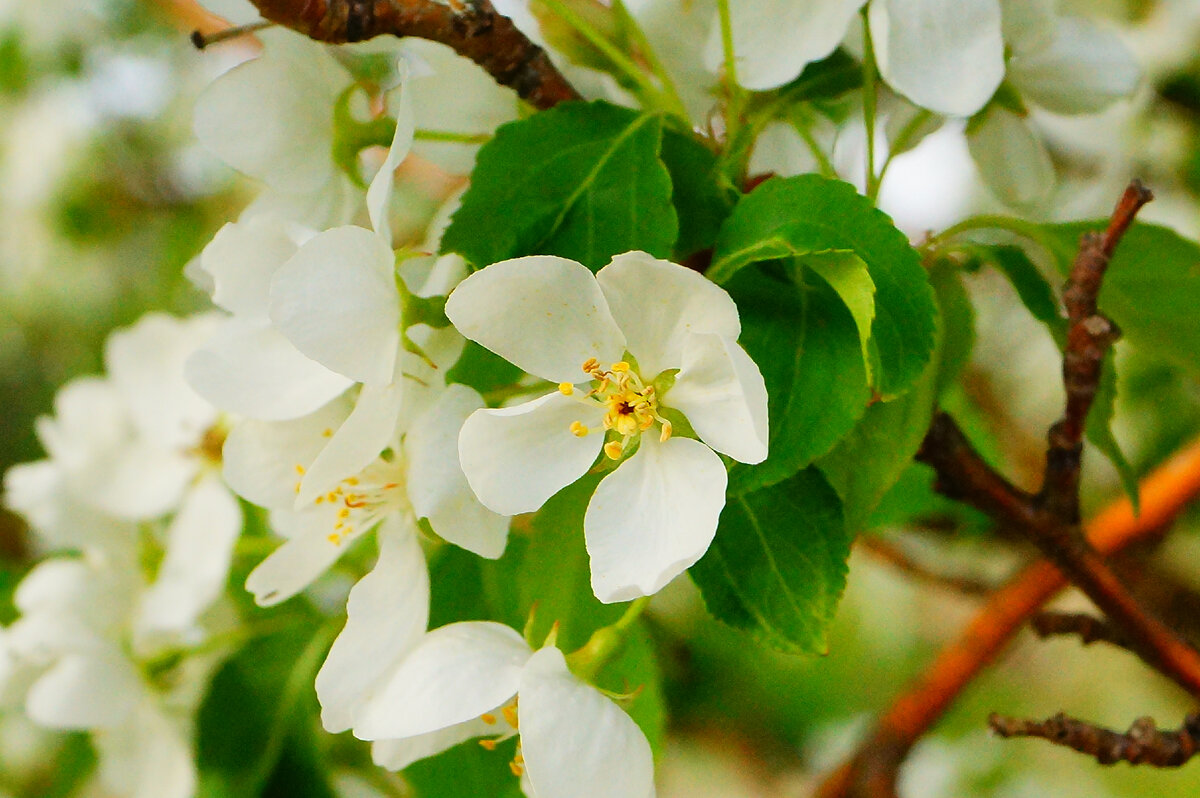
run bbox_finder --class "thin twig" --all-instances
[1030,611,1133,652]
[243,0,580,109]
[859,537,995,597]
[989,712,1200,767]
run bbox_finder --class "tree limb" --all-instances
[245,0,581,109]
[1030,611,1133,651]
[990,712,1200,767]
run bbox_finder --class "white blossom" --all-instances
[446,251,768,603]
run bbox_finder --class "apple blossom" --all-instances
[352,621,655,798]
[446,251,768,603]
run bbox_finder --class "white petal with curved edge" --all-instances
[136,476,241,636]
[298,382,404,505]
[666,334,769,464]
[186,319,352,421]
[1009,18,1140,115]
[520,647,655,798]
[222,398,353,509]
[199,216,301,318]
[407,384,510,558]
[585,436,727,603]
[270,226,401,385]
[870,0,1004,116]
[999,0,1057,56]
[81,442,196,521]
[354,621,531,740]
[104,313,219,448]
[193,32,343,191]
[458,393,605,517]
[704,0,865,91]
[366,59,415,244]
[197,0,260,25]
[316,518,429,733]
[245,524,363,607]
[371,717,496,771]
[94,702,196,798]
[967,107,1054,208]
[27,651,139,729]
[444,256,626,384]
[596,251,741,377]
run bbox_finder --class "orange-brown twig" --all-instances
[817,434,1200,798]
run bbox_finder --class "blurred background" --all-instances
[2,0,1200,796]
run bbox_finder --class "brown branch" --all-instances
[989,712,1200,767]
[859,536,995,597]
[1031,611,1133,651]
[1041,180,1153,522]
[243,0,581,109]
[817,408,1200,798]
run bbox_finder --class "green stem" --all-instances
[537,0,684,119]
[927,214,1065,260]
[860,9,879,202]
[791,116,837,178]
[611,0,689,121]
[715,0,745,144]
[566,596,652,683]
[414,128,492,145]
[876,108,933,187]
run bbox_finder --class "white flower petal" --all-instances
[666,334,768,464]
[999,0,1057,56]
[199,216,301,318]
[870,0,1004,116]
[371,718,496,771]
[104,313,219,449]
[84,443,197,521]
[316,518,429,733]
[26,651,139,729]
[458,393,605,517]
[366,60,416,244]
[596,251,741,377]
[245,524,362,607]
[270,226,401,385]
[407,384,510,558]
[444,256,626,384]
[967,106,1054,207]
[354,621,531,741]
[585,436,727,603]
[297,382,404,505]
[136,476,241,636]
[193,32,343,191]
[94,702,196,798]
[705,0,866,91]
[1009,18,1140,115]
[186,319,352,421]
[222,398,353,509]
[520,647,655,798]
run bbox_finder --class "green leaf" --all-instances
[985,245,1064,336]
[594,625,666,754]
[710,175,938,397]
[196,622,337,798]
[447,341,526,396]
[691,468,849,654]
[405,737,524,798]
[817,351,938,532]
[928,261,975,397]
[658,128,737,261]
[442,101,678,271]
[726,265,870,495]
[1088,360,1140,513]
[801,250,877,384]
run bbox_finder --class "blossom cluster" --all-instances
[0,0,1146,795]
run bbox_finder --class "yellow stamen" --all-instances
[582,358,600,374]
[481,713,497,725]
[479,739,498,751]
[509,760,524,777]
[558,382,575,396]
[322,428,333,438]
[502,705,519,729]
[294,464,306,475]
[611,361,630,373]
[570,421,590,438]
[604,441,624,460]
[660,420,673,442]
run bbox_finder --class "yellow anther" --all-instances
[502,705,519,729]
[345,477,359,486]
[337,508,351,520]
[294,482,301,494]
[604,441,624,460]
[322,428,333,438]
[570,421,590,438]
[327,533,340,544]
[509,760,524,777]
[479,739,498,751]
[315,495,325,504]
[558,382,575,396]
[481,713,497,725]
[294,464,306,475]
[611,361,630,373]
[582,358,600,374]
[660,420,673,442]
[615,415,638,436]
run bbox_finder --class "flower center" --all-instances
[560,359,673,460]
[478,698,524,776]
[295,453,408,545]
